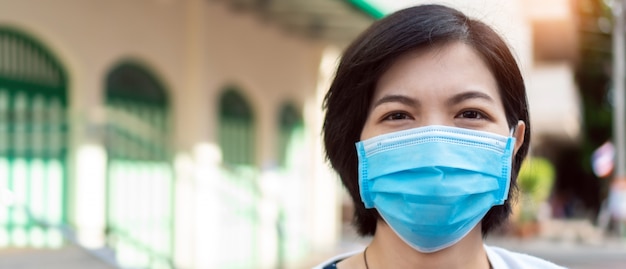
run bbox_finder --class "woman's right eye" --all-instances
[383,112,411,121]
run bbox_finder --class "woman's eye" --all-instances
[384,112,411,121]
[458,110,484,119]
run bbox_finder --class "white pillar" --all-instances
[173,0,211,267]
[72,70,108,248]
[308,46,342,251]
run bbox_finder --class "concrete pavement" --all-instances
[0,246,115,269]
[487,237,626,269]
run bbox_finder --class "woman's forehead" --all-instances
[373,42,502,106]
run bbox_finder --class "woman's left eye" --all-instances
[457,110,484,119]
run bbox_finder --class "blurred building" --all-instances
[0,0,581,268]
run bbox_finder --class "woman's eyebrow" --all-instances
[372,94,419,108]
[446,91,495,106]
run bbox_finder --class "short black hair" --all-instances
[322,4,530,236]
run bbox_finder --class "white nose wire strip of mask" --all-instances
[362,125,508,148]
[362,127,509,155]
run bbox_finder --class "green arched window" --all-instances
[216,88,261,267]
[0,27,68,248]
[275,102,308,263]
[105,62,173,269]
[106,62,169,160]
[277,103,303,167]
[218,88,256,166]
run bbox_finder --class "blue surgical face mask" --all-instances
[356,125,516,253]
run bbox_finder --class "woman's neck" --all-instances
[364,222,490,269]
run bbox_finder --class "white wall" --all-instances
[526,63,581,143]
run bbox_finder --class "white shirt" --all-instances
[485,245,566,269]
[312,245,566,269]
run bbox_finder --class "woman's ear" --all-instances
[513,120,526,155]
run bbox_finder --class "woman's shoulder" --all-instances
[485,245,567,269]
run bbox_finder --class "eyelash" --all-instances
[456,109,489,120]
[382,111,412,121]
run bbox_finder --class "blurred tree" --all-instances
[517,158,556,223]
[573,0,613,213]
[519,158,557,205]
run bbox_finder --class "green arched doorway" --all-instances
[219,88,256,166]
[276,102,307,264]
[105,62,173,269]
[216,87,260,267]
[0,27,68,248]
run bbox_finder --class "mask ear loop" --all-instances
[510,120,524,137]
[503,122,522,202]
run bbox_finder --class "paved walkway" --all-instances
[0,246,114,269]
[487,237,626,269]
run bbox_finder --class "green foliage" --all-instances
[517,157,556,223]
[573,0,614,209]
[575,0,613,174]
[518,157,556,203]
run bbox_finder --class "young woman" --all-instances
[316,4,565,269]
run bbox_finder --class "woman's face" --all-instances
[361,42,521,142]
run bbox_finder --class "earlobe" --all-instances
[513,120,526,155]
